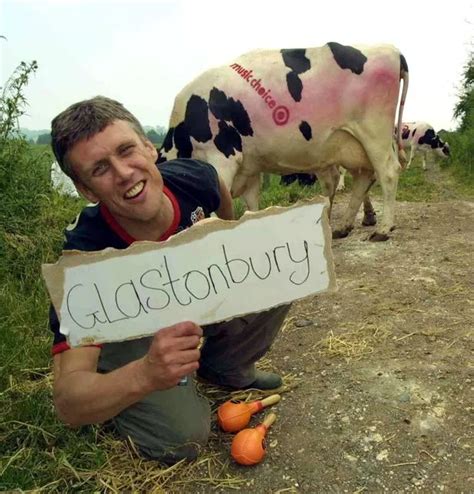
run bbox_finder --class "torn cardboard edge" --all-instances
[42,196,336,347]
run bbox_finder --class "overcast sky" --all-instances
[1,0,472,131]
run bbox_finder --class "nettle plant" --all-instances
[0,60,38,140]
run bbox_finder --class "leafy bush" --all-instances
[448,51,474,181]
[0,62,82,389]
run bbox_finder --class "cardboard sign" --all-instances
[42,198,336,347]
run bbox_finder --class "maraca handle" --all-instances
[260,394,281,408]
[261,412,277,429]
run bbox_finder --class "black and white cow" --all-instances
[280,173,317,187]
[400,122,450,170]
[159,42,409,241]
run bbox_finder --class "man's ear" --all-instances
[74,180,99,203]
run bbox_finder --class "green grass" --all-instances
[0,141,473,491]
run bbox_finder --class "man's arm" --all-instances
[215,175,234,220]
[53,321,202,427]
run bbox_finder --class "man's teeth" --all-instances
[125,181,144,198]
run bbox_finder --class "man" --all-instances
[49,96,290,464]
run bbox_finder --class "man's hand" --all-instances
[137,321,202,391]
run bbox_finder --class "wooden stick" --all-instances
[260,394,281,408]
[262,412,277,428]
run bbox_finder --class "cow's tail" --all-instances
[396,53,409,168]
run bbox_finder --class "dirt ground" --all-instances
[187,183,473,492]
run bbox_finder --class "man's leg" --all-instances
[198,304,291,388]
[111,380,210,463]
[98,338,211,464]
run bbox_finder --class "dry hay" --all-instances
[7,362,299,493]
[50,366,299,493]
[310,320,392,361]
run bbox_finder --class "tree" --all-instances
[146,128,163,145]
[454,51,474,132]
[36,133,51,145]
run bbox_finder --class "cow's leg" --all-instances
[336,166,346,191]
[240,174,261,211]
[362,193,377,226]
[314,166,339,218]
[369,154,400,241]
[333,173,375,238]
[406,145,415,169]
[231,170,261,211]
[199,153,240,194]
[422,150,427,171]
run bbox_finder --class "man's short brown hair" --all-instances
[51,96,146,179]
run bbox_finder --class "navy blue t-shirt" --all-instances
[49,158,221,354]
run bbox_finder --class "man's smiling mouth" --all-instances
[125,181,145,199]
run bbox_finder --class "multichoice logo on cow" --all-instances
[229,63,290,126]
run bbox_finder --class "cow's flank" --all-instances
[160,42,409,241]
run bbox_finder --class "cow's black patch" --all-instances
[281,49,310,102]
[229,98,253,136]
[173,122,193,158]
[209,87,231,121]
[281,49,311,74]
[281,174,298,186]
[162,127,174,152]
[411,128,417,137]
[418,128,437,148]
[327,42,367,75]
[286,72,303,102]
[214,121,242,158]
[209,87,254,136]
[402,127,410,140]
[184,95,212,142]
[299,121,312,141]
[156,154,167,164]
[400,53,409,73]
[281,173,317,187]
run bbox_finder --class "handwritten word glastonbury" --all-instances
[229,62,290,126]
[66,240,311,330]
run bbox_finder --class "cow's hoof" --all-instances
[369,232,389,242]
[362,213,377,227]
[333,229,351,239]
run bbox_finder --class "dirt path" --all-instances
[189,194,473,493]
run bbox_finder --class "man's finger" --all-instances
[172,334,201,351]
[158,321,202,339]
[171,348,201,366]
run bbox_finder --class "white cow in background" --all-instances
[400,122,450,170]
[336,121,450,190]
[50,161,79,197]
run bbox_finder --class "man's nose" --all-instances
[112,158,133,181]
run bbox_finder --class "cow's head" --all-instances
[440,142,450,158]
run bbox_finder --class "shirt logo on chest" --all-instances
[190,206,205,224]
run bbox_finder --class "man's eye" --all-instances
[121,145,135,155]
[92,163,108,176]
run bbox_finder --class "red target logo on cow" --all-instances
[273,106,290,126]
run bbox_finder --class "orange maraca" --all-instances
[217,394,280,432]
[231,412,276,465]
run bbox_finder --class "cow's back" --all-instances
[164,42,405,173]
[401,121,434,149]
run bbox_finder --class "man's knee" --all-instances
[112,388,211,464]
[136,419,211,463]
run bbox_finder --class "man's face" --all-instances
[68,120,164,229]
